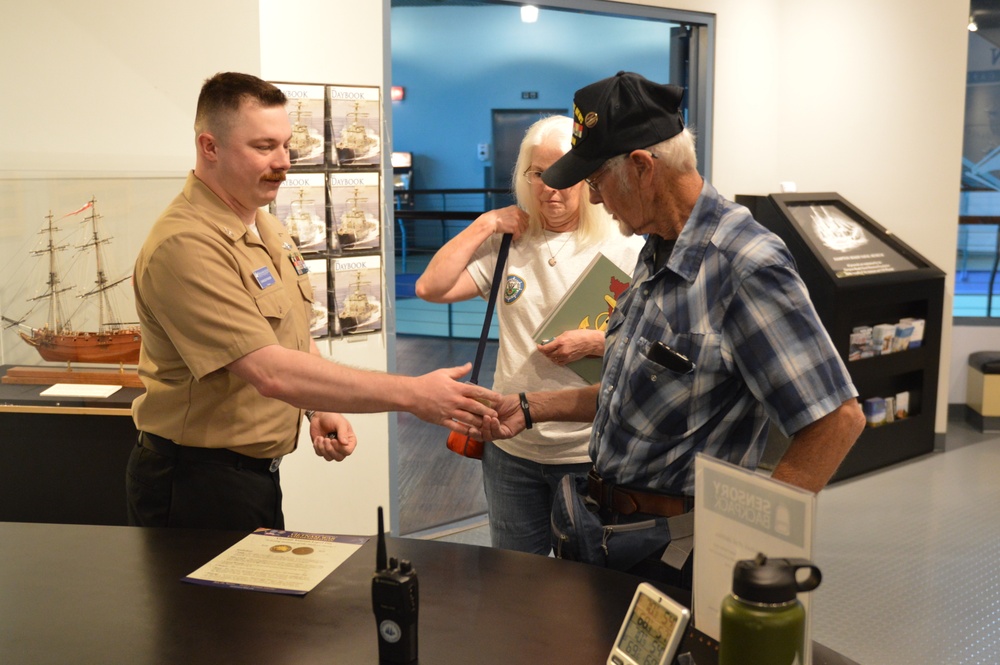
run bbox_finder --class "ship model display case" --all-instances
[737,192,945,482]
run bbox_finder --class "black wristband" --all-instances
[304,410,316,421]
[518,392,533,430]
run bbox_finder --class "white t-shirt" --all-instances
[468,228,645,464]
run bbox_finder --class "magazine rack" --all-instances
[737,193,945,482]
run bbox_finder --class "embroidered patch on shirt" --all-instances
[504,274,525,304]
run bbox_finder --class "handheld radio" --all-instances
[372,506,419,663]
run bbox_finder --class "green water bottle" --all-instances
[718,553,822,665]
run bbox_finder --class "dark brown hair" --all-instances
[194,72,287,139]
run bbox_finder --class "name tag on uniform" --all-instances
[253,266,276,289]
[289,249,309,276]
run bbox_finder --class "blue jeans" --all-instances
[481,441,592,555]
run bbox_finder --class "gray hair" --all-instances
[608,127,699,189]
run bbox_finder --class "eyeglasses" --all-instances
[522,170,545,185]
[583,163,611,192]
[584,151,657,193]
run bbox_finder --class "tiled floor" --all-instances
[811,418,1000,664]
[424,416,1000,664]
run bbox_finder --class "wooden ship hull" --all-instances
[19,327,141,364]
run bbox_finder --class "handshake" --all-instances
[458,392,531,444]
[461,385,597,442]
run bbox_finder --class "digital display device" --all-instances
[391,151,413,168]
[608,582,690,665]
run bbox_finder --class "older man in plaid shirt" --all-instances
[479,72,865,587]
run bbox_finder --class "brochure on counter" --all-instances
[693,454,817,665]
[182,528,368,596]
[39,383,122,398]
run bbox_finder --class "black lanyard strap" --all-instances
[470,233,512,385]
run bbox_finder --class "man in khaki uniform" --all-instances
[128,73,497,530]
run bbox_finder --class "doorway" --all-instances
[491,108,567,206]
[390,0,716,536]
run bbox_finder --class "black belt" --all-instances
[587,468,692,518]
[138,432,282,473]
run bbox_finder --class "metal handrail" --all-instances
[957,218,1000,318]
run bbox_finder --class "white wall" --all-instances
[613,0,969,432]
[949,326,1000,404]
[2,1,259,174]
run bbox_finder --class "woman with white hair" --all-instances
[415,115,644,555]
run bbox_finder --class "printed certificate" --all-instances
[183,528,368,596]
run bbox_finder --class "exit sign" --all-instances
[521,91,538,99]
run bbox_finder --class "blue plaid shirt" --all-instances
[592,181,857,494]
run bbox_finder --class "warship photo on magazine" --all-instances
[328,172,380,252]
[304,258,330,339]
[273,82,326,168]
[272,172,330,254]
[332,255,382,336]
[327,85,381,168]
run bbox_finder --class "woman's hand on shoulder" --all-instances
[483,206,528,240]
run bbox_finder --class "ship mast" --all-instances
[26,212,74,333]
[352,270,371,293]
[76,197,129,333]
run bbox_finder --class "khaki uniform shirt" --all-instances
[132,172,314,458]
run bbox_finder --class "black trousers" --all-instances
[126,432,284,530]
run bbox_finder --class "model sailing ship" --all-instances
[3,198,141,365]
[338,271,380,333]
[335,101,379,163]
[336,187,378,248]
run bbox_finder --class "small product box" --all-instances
[849,326,874,361]
[895,391,910,419]
[899,317,925,349]
[863,397,887,427]
[891,320,915,353]
[871,323,896,355]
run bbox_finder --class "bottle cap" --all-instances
[732,553,822,603]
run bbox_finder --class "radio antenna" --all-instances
[376,506,387,571]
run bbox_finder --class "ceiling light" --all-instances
[969,15,978,32]
[521,5,538,23]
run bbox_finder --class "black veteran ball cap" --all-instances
[542,71,686,190]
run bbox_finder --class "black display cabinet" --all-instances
[737,193,945,482]
[0,366,141,525]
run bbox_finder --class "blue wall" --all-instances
[390,5,676,339]
[390,5,676,191]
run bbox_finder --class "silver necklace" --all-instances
[543,231,572,266]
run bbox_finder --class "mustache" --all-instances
[261,172,286,183]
